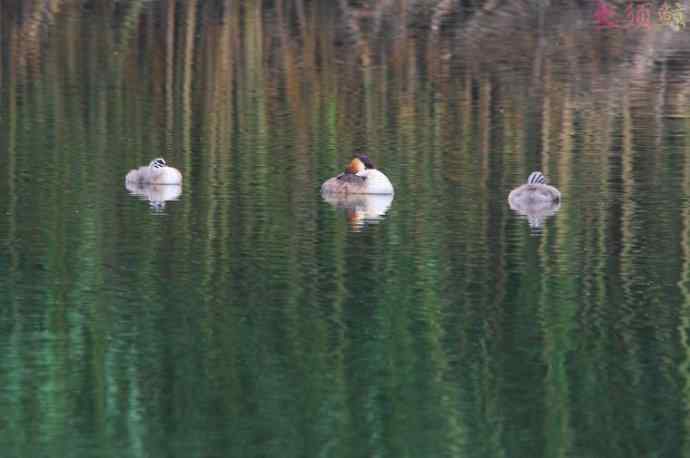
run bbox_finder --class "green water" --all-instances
[1,1,690,457]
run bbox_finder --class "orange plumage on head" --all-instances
[346,157,365,174]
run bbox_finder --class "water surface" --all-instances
[1,1,690,457]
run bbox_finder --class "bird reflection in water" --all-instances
[125,182,182,212]
[509,198,561,234]
[321,193,394,231]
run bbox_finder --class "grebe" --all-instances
[320,155,394,195]
[508,171,561,206]
[125,158,182,185]
[508,171,561,229]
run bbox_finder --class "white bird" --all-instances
[508,171,561,229]
[125,158,182,185]
[320,154,394,195]
[508,171,561,206]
